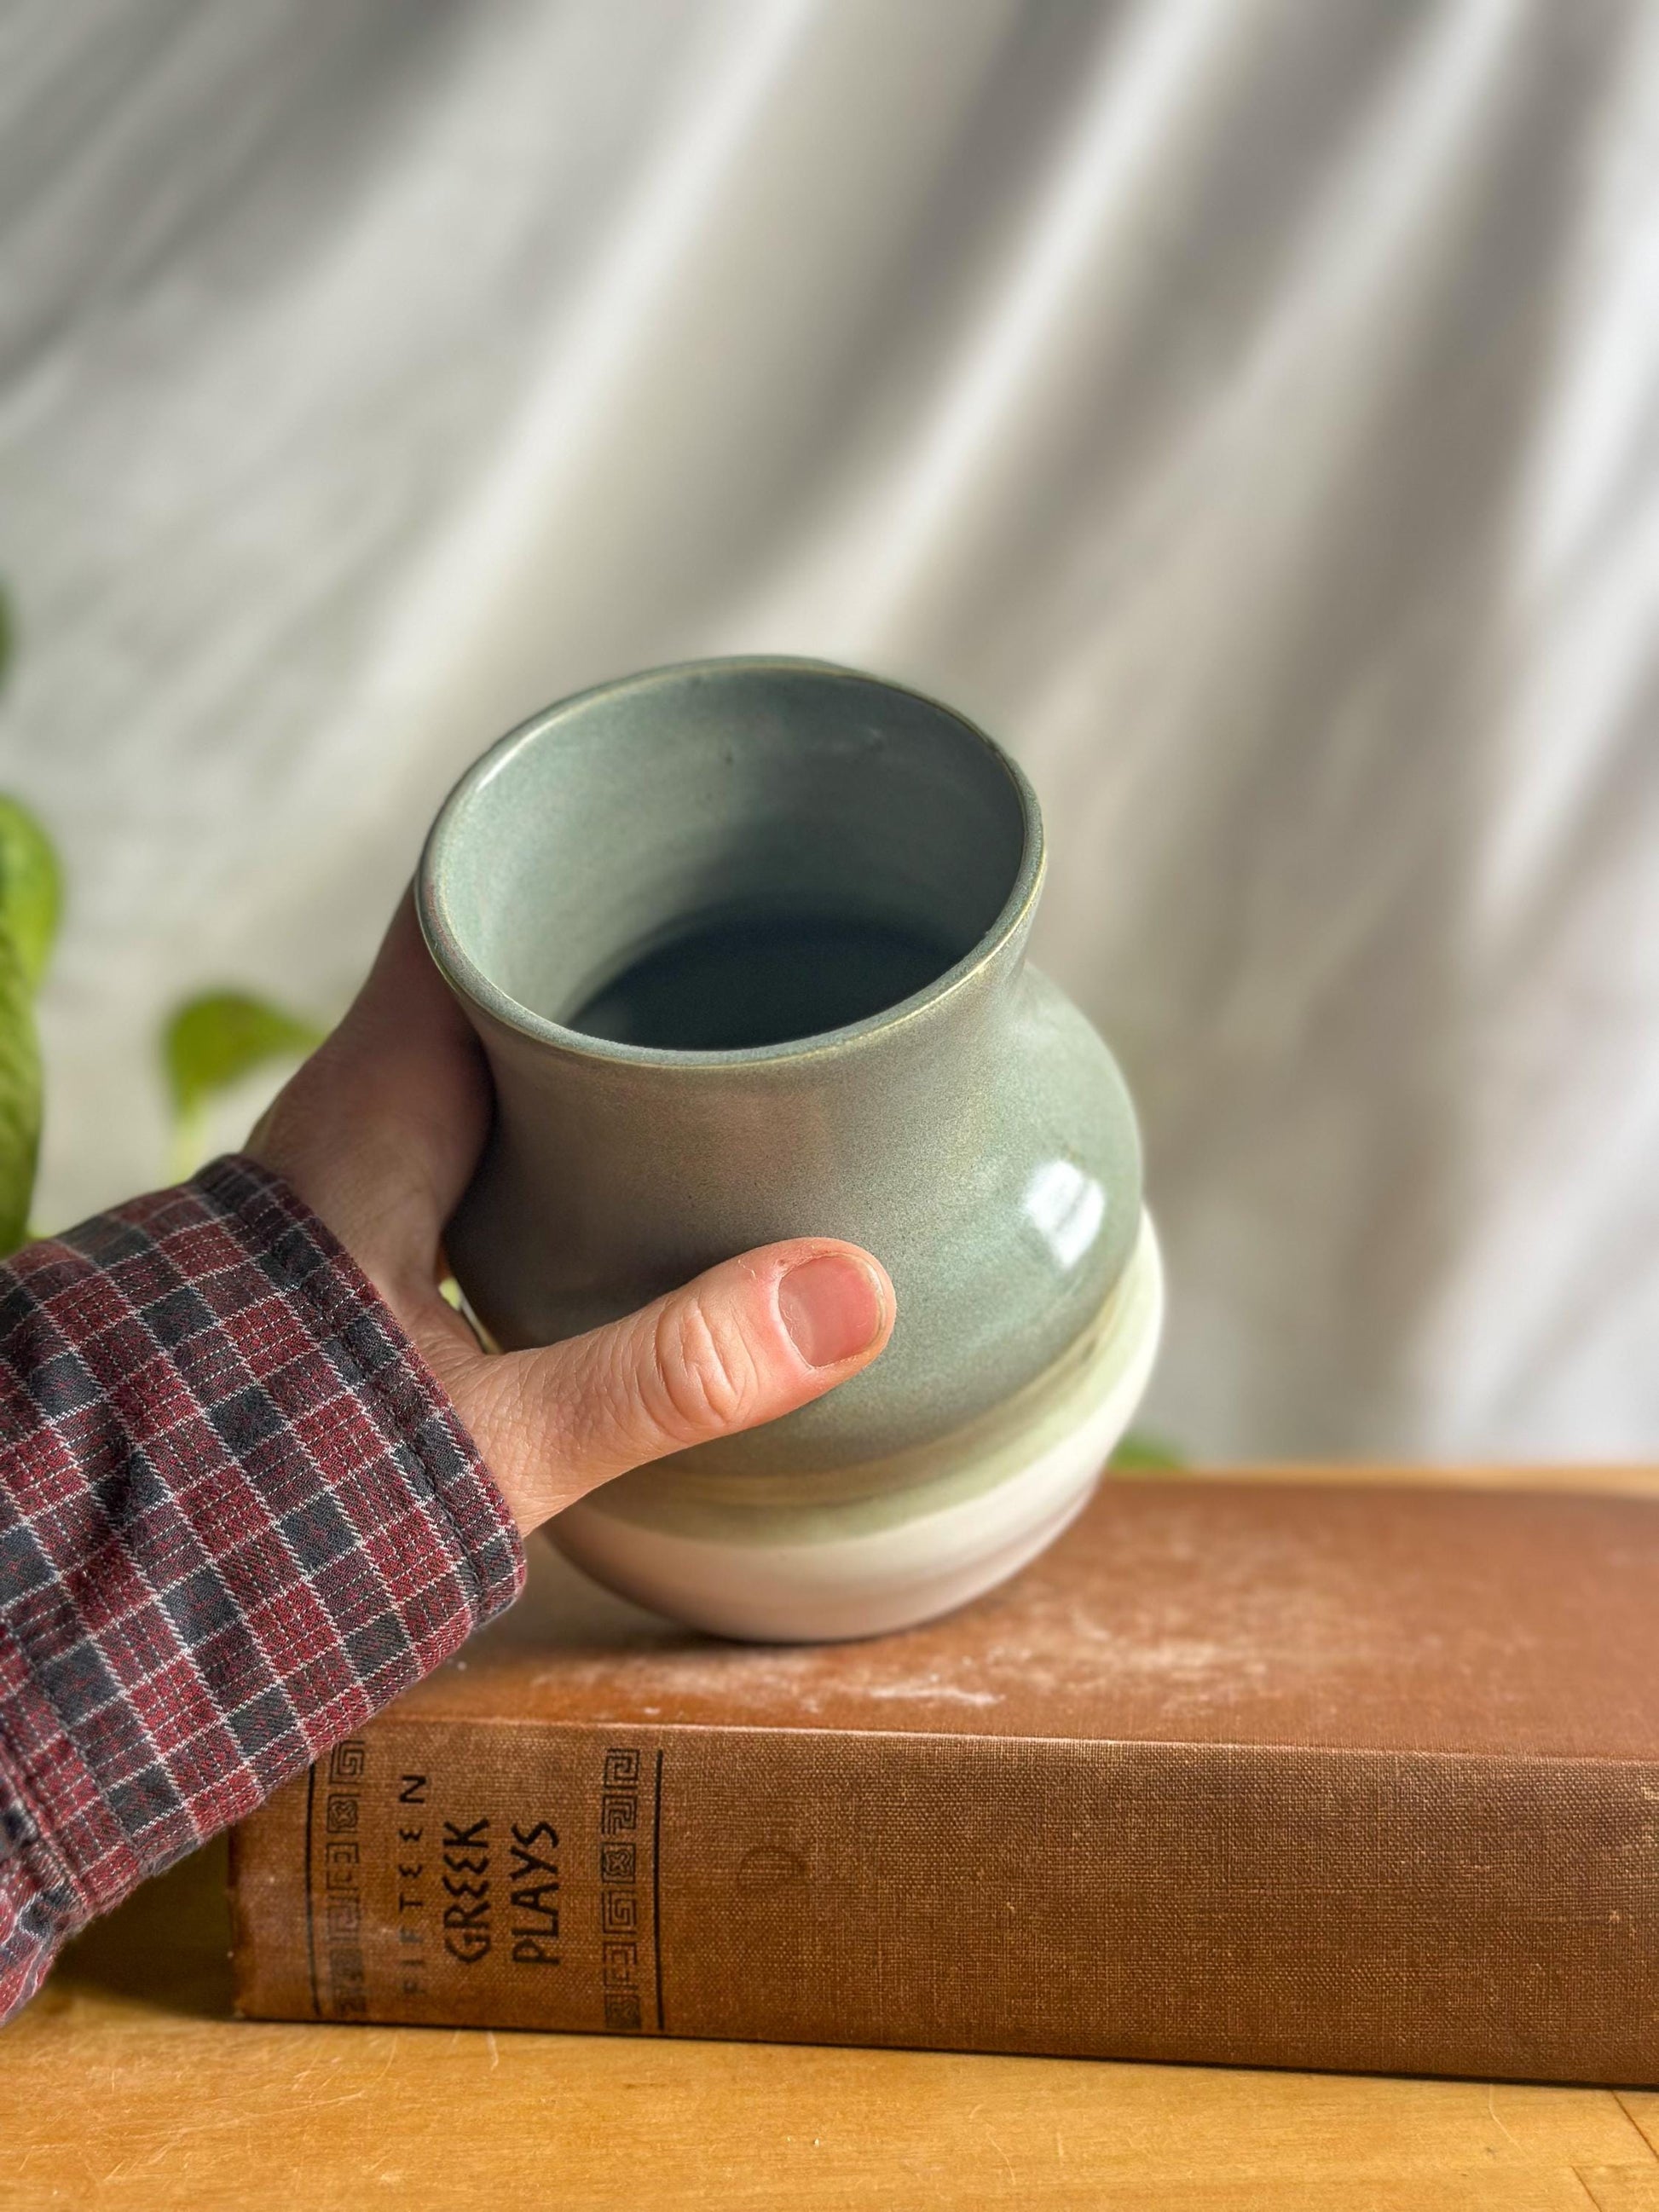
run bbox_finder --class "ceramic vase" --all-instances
[417,658,1161,1640]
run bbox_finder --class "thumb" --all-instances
[461,1240,895,1531]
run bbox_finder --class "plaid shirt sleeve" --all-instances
[0,1154,524,2021]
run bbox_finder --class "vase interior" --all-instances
[438,665,1031,1051]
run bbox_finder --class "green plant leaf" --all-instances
[164,991,323,1121]
[0,796,61,991]
[0,924,42,1255]
[1110,1429,1186,1471]
[163,990,323,1176]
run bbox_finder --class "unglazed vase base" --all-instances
[550,1210,1165,1642]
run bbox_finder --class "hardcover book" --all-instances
[229,1472,1659,2082]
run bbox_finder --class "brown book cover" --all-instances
[228,1472,1659,2082]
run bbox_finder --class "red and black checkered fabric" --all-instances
[0,1155,523,2021]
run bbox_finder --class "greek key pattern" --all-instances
[320,1737,368,2018]
[598,1748,642,2030]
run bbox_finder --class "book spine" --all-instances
[229,1718,1659,2082]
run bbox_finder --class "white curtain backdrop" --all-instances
[2,0,1657,1463]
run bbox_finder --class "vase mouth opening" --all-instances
[419,657,1043,1066]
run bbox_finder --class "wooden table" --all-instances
[8,1466,1659,2210]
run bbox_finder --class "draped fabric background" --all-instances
[2,0,1656,1462]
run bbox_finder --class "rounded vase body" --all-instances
[418,659,1160,1639]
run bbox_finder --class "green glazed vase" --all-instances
[418,658,1161,1640]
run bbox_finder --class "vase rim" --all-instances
[417,655,1045,1070]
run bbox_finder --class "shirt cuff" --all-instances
[0,1154,524,1979]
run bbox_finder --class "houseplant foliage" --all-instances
[162,991,322,1180]
[0,791,61,1255]
[0,580,321,1245]
[0,586,61,1253]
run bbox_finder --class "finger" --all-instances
[321,890,489,1216]
[249,890,489,1285]
[469,1239,896,1527]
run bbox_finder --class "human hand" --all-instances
[247,893,895,1535]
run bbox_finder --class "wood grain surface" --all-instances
[6,1464,1659,2210]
